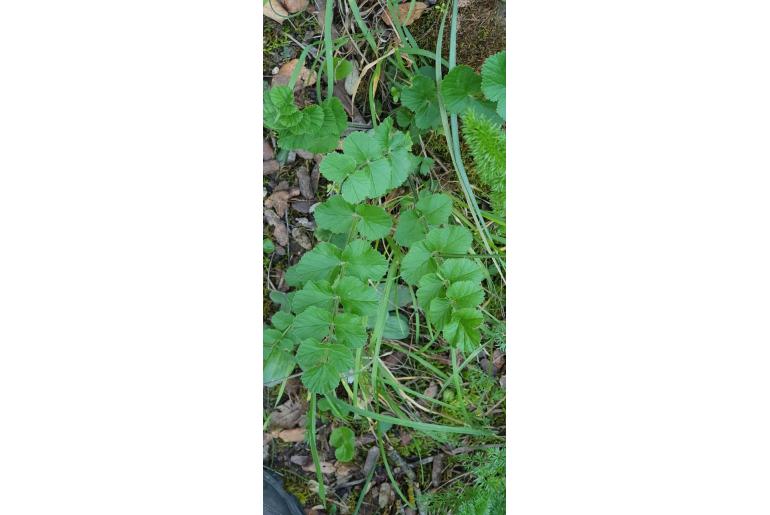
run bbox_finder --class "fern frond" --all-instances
[461,110,506,214]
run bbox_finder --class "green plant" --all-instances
[422,448,506,515]
[263,85,347,153]
[329,426,356,461]
[462,109,505,213]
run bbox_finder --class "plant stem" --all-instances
[308,393,326,505]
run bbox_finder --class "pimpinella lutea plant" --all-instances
[263,85,347,154]
[264,118,488,395]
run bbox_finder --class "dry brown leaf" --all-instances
[363,446,380,475]
[292,227,313,250]
[274,427,306,443]
[263,159,280,175]
[282,0,309,13]
[290,455,335,474]
[378,483,393,509]
[296,165,314,199]
[264,209,289,247]
[272,58,317,90]
[263,0,289,23]
[265,188,299,218]
[334,462,357,482]
[381,2,428,26]
[263,140,275,161]
[271,399,305,429]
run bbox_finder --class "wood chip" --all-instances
[381,2,428,26]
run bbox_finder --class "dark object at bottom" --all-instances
[263,469,305,515]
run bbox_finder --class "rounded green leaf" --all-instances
[400,241,436,285]
[284,242,342,286]
[292,280,335,313]
[442,308,483,352]
[292,306,332,340]
[355,204,392,240]
[439,258,485,284]
[341,240,388,282]
[401,75,440,129]
[446,280,485,308]
[319,152,357,183]
[295,339,353,393]
[334,312,368,348]
[481,51,505,119]
[424,225,473,254]
[394,209,426,247]
[314,196,355,234]
[329,427,356,462]
[336,276,379,316]
[416,273,446,309]
[416,192,453,226]
[441,65,482,113]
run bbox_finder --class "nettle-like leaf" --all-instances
[395,192,453,247]
[443,308,484,353]
[292,303,369,348]
[341,240,388,282]
[314,196,392,240]
[284,242,343,286]
[263,85,347,154]
[440,66,503,124]
[285,239,387,287]
[319,120,417,203]
[481,51,505,120]
[336,276,380,316]
[295,338,353,393]
[401,74,441,129]
[329,427,356,462]
[264,326,298,385]
[400,225,473,285]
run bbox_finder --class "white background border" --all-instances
[1,1,769,513]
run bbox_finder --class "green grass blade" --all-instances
[331,397,493,436]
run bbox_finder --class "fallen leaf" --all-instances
[378,483,393,509]
[263,0,289,23]
[499,374,506,389]
[271,399,305,429]
[296,165,314,199]
[334,462,357,482]
[290,455,335,474]
[381,2,428,26]
[344,63,360,97]
[275,427,306,443]
[291,200,314,214]
[264,140,275,161]
[423,382,438,399]
[272,58,317,90]
[265,188,299,218]
[296,149,314,160]
[264,209,289,247]
[282,0,309,13]
[292,227,313,250]
[363,446,379,475]
[263,159,280,175]
[431,453,444,487]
